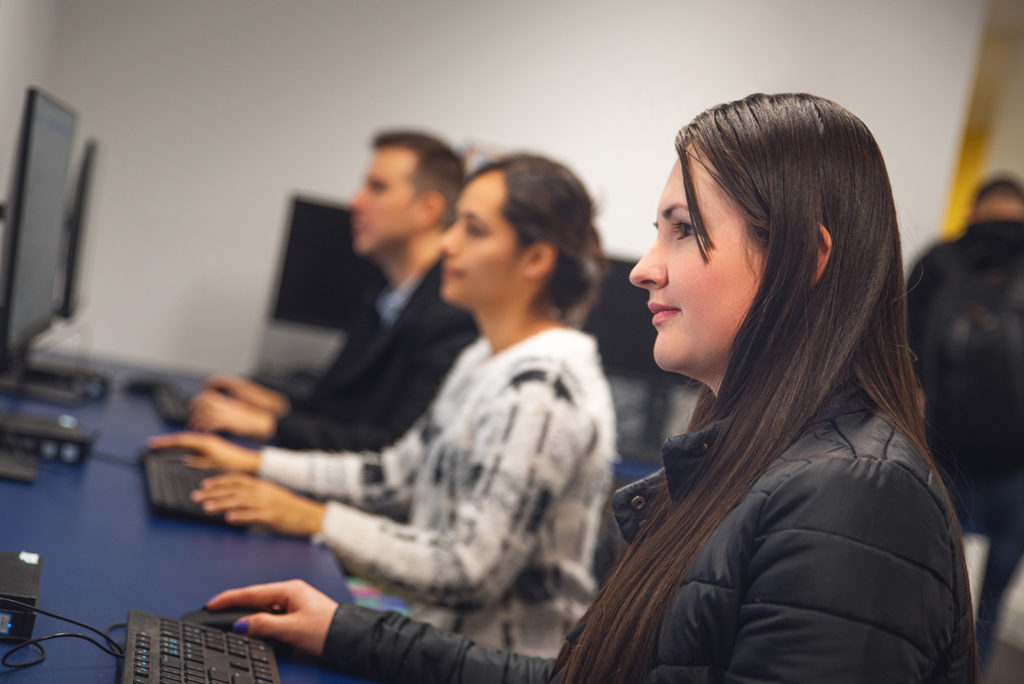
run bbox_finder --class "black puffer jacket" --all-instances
[321,393,974,682]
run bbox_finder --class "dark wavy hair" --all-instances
[466,154,606,325]
[553,93,977,683]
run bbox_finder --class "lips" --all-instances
[648,302,680,326]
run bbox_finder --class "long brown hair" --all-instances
[553,93,976,682]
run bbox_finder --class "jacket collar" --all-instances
[610,420,721,543]
[611,389,867,543]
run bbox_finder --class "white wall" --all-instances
[0,0,987,373]
[0,0,62,190]
[986,39,1024,181]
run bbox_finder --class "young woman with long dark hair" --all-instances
[196,93,977,682]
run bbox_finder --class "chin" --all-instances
[439,283,466,308]
[652,340,695,380]
[652,351,684,377]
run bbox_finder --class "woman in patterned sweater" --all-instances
[150,154,617,657]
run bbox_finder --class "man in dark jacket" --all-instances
[907,174,1024,662]
[187,131,476,451]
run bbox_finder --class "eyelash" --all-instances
[652,220,694,240]
[673,221,694,239]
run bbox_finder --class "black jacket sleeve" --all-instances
[271,259,477,454]
[320,604,553,684]
[273,309,476,451]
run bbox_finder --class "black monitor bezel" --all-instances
[268,195,386,332]
[0,87,77,365]
[56,138,96,320]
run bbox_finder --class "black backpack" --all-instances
[921,241,1024,475]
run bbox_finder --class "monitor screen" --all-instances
[0,88,76,363]
[583,256,679,383]
[56,139,96,319]
[270,196,387,331]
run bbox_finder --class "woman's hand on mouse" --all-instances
[207,579,338,657]
[147,432,261,473]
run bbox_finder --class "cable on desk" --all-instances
[0,638,43,668]
[105,622,126,642]
[0,596,124,670]
[90,450,140,468]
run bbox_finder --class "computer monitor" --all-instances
[0,88,107,404]
[0,87,76,364]
[56,139,96,320]
[270,196,387,332]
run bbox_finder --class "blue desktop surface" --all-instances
[0,357,374,683]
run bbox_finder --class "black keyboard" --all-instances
[143,450,226,524]
[122,609,280,684]
[125,378,191,424]
[152,382,191,424]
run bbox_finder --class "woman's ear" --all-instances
[523,241,558,280]
[815,224,832,283]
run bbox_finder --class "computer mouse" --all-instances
[180,606,279,631]
[180,606,293,656]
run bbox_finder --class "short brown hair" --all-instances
[974,175,1024,207]
[373,131,463,227]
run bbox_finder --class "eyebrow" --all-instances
[660,203,689,220]
[457,208,485,223]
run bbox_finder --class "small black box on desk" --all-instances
[0,412,91,464]
[0,550,42,639]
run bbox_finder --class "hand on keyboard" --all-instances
[190,474,327,537]
[142,449,226,524]
[187,390,277,440]
[147,432,261,473]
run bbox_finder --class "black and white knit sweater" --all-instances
[258,327,617,657]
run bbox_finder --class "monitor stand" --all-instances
[0,356,109,405]
[0,448,37,482]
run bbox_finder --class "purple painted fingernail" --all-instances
[232,620,249,634]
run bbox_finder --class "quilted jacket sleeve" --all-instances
[724,436,972,682]
[320,603,554,683]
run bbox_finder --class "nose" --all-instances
[440,222,460,256]
[630,244,665,291]
[350,186,368,215]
